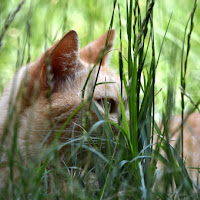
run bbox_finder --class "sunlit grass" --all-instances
[0,0,200,199]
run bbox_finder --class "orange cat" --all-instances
[0,29,126,188]
[0,28,199,190]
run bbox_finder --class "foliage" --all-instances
[0,0,200,199]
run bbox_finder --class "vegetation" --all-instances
[0,0,200,199]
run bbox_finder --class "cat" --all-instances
[0,28,199,191]
[0,29,126,188]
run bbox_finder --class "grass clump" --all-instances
[0,0,200,199]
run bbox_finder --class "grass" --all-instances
[0,0,200,199]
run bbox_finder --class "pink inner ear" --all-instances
[80,29,115,66]
[50,30,79,77]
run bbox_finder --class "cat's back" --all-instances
[0,65,30,136]
[170,112,200,178]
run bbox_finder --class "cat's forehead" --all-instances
[77,60,120,82]
[97,67,120,83]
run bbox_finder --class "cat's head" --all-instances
[16,30,127,146]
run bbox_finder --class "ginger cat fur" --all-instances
[0,28,199,188]
[0,29,126,187]
[168,112,200,180]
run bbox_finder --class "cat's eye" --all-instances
[96,98,116,113]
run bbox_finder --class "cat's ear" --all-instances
[49,30,79,78]
[80,29,115,66]
[29,30,80,89]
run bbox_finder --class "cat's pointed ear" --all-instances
[80,29,115,66]
[29,30,80,89]
[49,30,79,78]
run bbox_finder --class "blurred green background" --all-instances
[0,0,200,113]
